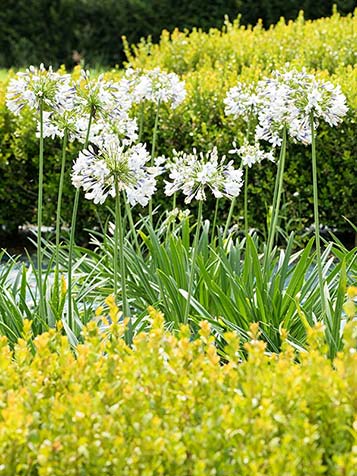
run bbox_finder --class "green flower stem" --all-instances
[211,198,220,244]
[310,113,326,316]
[138,102,144,142]
[244,165,249,236]
[55,128,68,268]
[52,128,68,320]
[113,184,120,300]
[148,100,161,223]
[223,197,236,241]
[37,100,45,319]
[264,126,287,272]
[115,187,131,344]
[125,201,140,255]
[67,112,93,330]
[184,200,203,324]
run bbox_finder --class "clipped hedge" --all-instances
[0,309,356,475]
[0,0,354,69]
[0,11,356,239]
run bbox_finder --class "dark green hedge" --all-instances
[0,0,355,68]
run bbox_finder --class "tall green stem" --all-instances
[55,129,68,270]
[37,101,45,319]
[244,165,249,236]
[114,184,120,300]
[67,112,93,330]
[115,188,131,343]
[310,113,326,316]
[223,197,236,241]
[211,198,220,244]
[148,100,161,223]
[125,202,140,255]
[264,127,287,272]
[138,102,144,142]
[184,200,203,323]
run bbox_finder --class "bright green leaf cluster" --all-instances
[0,310,356,475]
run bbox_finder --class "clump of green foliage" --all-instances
[0,307,356,475]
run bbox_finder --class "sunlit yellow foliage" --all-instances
[123,10,357,111]
[0,313,356,475]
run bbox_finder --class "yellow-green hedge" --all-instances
[0,308,356,475]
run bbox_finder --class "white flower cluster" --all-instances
[229,140,275,167]
[6,64,74,115]
[255,69,348,146]
[165,147,244,203]
[72,136,157,206]
[224,69,348,156]
[125,67,186,108]
[224,83,259,122]
[9,65,187,147]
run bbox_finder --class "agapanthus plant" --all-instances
[224,81,268,237]
[224,82,259,123]
[226,139,275,236]
[72,138,156,206]
[255,69,348,332]
[125,67,186,109]
[229,140,275,168]
[165,147,243,203]
[6,64,74,115]
[6,64,75,320]
[72,135,157,341]
[124,67,186,220]
[165,147,244,322]
[255,69,348,146]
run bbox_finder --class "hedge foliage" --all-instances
[0,1,354,68]
[0,308,356,475]
[0,11,356,238]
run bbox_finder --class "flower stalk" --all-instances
[244,165,249,236]
[37,100,45,319]
[52,128,68,319]
[264,126,287,271]
[310,112,326,316]
[115,185,132,344]
[149,100,161,223]
[67,111,93,330]
[184,200,203,323]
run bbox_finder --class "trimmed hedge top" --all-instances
[0,307,356,475]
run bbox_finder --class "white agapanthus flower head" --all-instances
[165,147,244,204]
[78,113,139,148]
[255,74,296,147]
[125,67,186,108]
[255,69,348,146]
[76,70,133,120]
[224,83,259,122]
[36,109,84,142]
[71,135,157,206]
[229,140,275,167]
[6,64,73,115]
